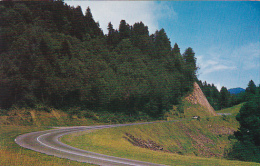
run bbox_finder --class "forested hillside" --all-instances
[197,80,246,110]
[0,1,197,118]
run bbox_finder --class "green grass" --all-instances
[0,103,253,165]
[182,100,215,117]
[0,108,103,127]
[164,100,216,121]
[0,125,96,166]
[217,103,245,116]
[62,116,259,166]
[0,108,100,165]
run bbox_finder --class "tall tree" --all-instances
[183,47,196,71]
[172,43,183,71]
[107,22,120,47]
[119,20,131,40]
[246,80,257,95]
[84,7,103,38]
[172,43,180,55]
[153,29,171,57]
[130,22,152,54]
[182,47,197,91]
[220,86,230,109]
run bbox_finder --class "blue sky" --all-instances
[65,1,260,90]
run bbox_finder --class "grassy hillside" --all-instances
[183,101,215,117]
[0,107,152,127]
[62,104,259,166]
[0,108,101,127]
[0,103,253,166]
[217,103,244,116]
[164,100,216,121]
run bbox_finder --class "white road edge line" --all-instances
[37,132,142,166]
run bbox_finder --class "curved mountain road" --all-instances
[15,122,167,166]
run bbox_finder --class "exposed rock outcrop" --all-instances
[124,133,164,151]
[185,82,217,116]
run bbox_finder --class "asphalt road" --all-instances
[216,113,232,116]
[15,122,167,166]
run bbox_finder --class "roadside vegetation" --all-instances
[62,103,259,166]
[217,103,244,116]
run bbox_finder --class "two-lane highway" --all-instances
[15,123,167,166]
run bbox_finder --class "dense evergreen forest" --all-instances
[0,1,197,117]
[197,80,246,110]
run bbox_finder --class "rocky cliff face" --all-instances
[185,82,217,116]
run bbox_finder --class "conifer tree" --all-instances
[131,22,152,54]
[183,47,197,88]
[183,47,196,70]
[246,80,257,95]
[119,20,131,40]
[107,22,120,47]
[220,86,230,109]
[154,29,171,57]
[172,43,183,71]
[172,43,180,55]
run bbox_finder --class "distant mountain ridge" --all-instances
[228,88,245,94]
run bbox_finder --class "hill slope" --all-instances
[62,104,258,166]
[185,82,217,116]
[0,1,197,118]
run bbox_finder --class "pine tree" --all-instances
[220,86,230,109]
[172,43,183,71]
[119,20,131,40]
[183,47,197,88]
[183,47,196,70]
[154,29,171,57]
[84,7,103,38]
[130,22,152,54]
[107,22,120,47]
[246,80,257,95]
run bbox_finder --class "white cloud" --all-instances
[198,58,236,75]
[230,41,260,70]
[197,41,260,76]
[64,1,177,34]
[197,48,237,76]
[197,41,260,89]
[203,64,236,75]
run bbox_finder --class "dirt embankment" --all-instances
[185,82,217,116]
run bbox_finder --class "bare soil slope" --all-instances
[185,82,217,116]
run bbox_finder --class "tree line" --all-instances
[0,1,197,118]
[197,80,249,111]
